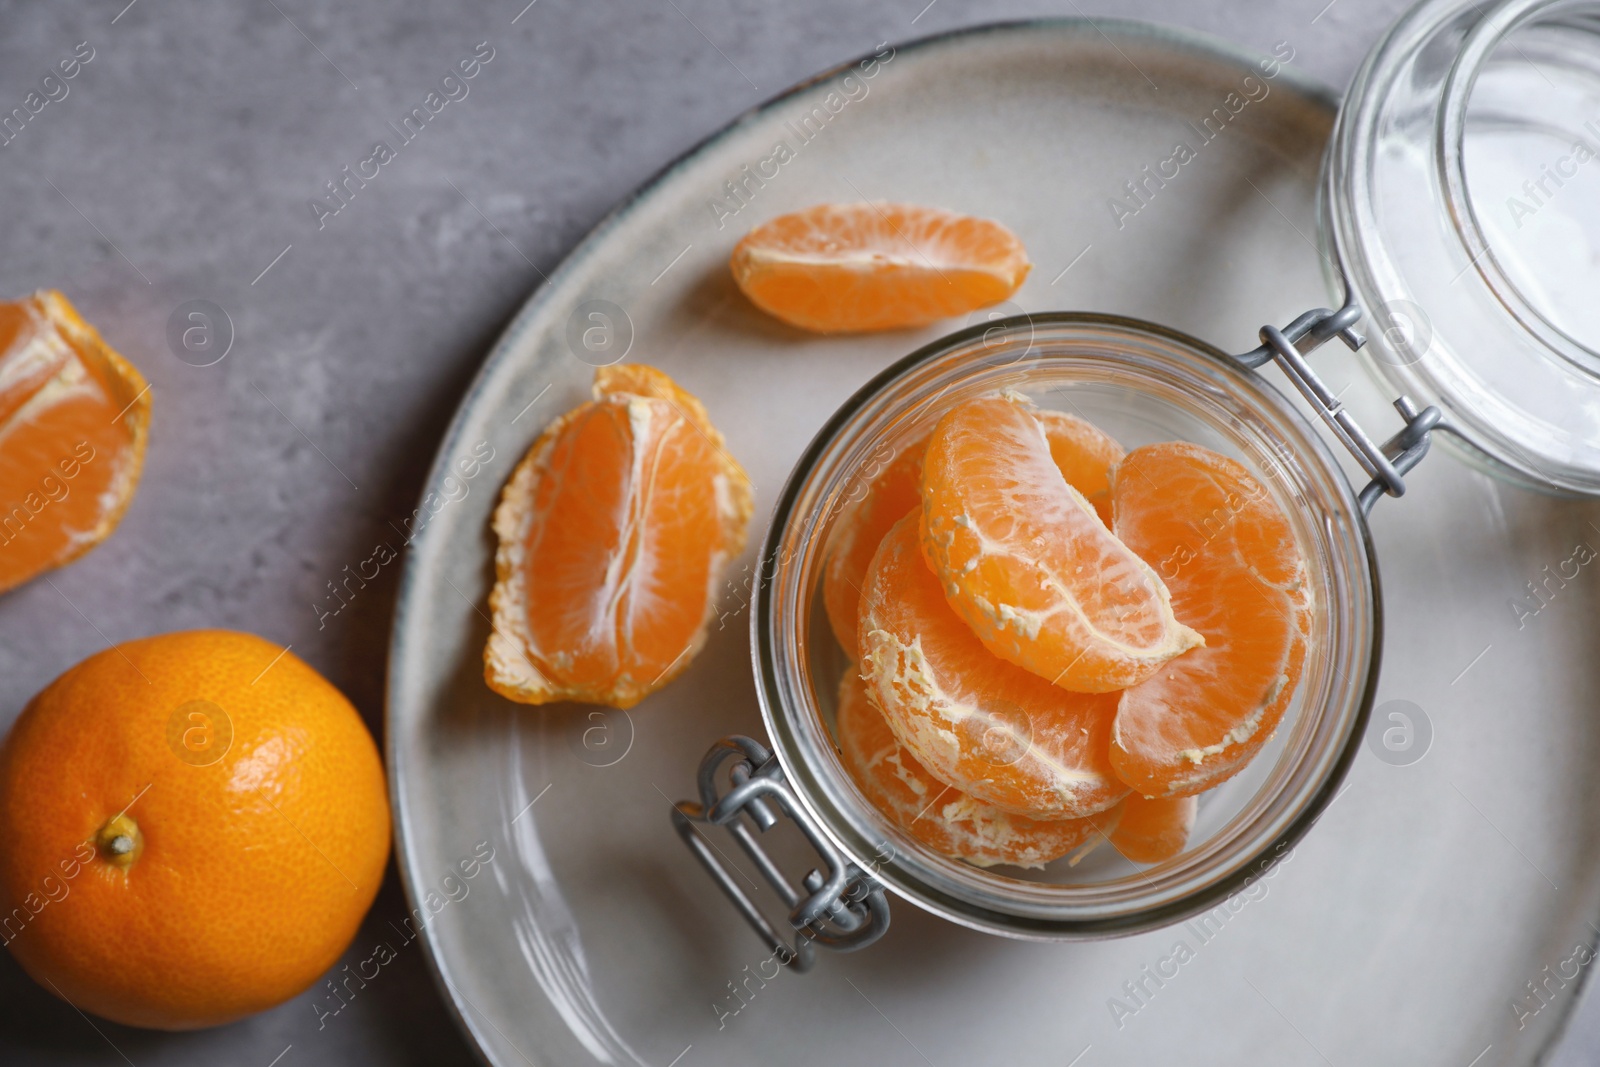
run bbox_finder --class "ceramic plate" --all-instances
[388,20,1600,1066]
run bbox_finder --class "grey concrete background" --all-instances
[1,0,1597,1063]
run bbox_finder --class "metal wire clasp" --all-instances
[1234,299,1444,514]
[672,735,890,972]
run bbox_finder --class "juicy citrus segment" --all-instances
[1108,794,1197,864]
[0,290,150,595]
[920,394,1201,694]
[0,630,389,1030]
[835,669,1113,868]
[859,512,1127,819]
[822,436,929,653]
[1034,408,1124,527]
[1109,441,1310,797]
[729,203,1030,333]
[822,409,1124,655]
[486,364,753,709]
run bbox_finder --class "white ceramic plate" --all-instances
[388,20,1600,1066]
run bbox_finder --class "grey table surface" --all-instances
[1,0,1597,1064]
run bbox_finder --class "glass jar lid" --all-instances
[1325,0,1600,492]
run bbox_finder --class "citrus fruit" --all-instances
[822,408,1123,654]
[858,512,1127,819]
[1034,407,1124,526]
[1108,441,1310,797]
[0,630,389,1030]
[0,290,150,596]
[486,363,753,709]
[835,669,1114,868]
[1108,794,1197,864]
[822,435,928,654]
[729,202,1030,333]
[920,393,1201,693]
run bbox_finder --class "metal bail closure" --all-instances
[672,735,890,972]
[1233,298,1447,514]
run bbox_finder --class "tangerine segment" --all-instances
[836,669,1113,869]
[822,436,928,653]
[1109,441,1310,797]
[822,410,1124,655]
[730,203,1030,333]
[1109,794,1197,864]
[859,513,1127,819]
[1034,408,1124,527]
[920,394,1201,694]
[0,291,150,595]
[486,364,753,709]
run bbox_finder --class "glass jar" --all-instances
[675,0,1600,966]
[1326,0,1600,490]
[675,311,1402,964]
[774,316,1382,935]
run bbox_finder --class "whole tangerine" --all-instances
[0,629,390,1030]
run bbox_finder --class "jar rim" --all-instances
[1326,0,1600,492]
[1437,0,1600,373]
[751,312,1383,938]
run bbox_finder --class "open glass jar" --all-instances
[1326,0,1600,489]
[676,0,1600,967]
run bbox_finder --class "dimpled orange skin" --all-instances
[0,630,390,1030]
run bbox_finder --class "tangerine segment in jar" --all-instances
[1109,794,1198,864]
[836,670,1116,869]
[729,203,1030,333]
[0,290,150,595]
[1033,408,1123,527]
[859,512,1127,819]
[486,364,753,709]
[920,394,1201,694]
[823,410,1124,653]
[1109,441,1310,797]
[823,435,928,653]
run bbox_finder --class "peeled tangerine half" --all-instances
[859,513,1127,820]
[0,291,150,595]
[730,203,1030,333]
[836,669,1116,869]
[1109,442,1310,797]
[821,408,1123,656]
[1109,794,1198,864]
[920,394,1201,694]
[485,364,753,709]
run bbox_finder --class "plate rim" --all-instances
[384,17,1346,1066]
